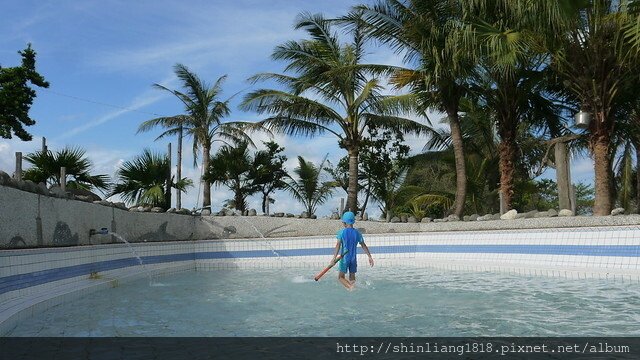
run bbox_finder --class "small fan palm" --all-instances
[203,142,260,213]
[111,149,192,208]
[23,147,110,193]
[284,156,336,216]
[543,0,640,215]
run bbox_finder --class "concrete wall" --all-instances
[0,185,210,248]
[3,183,640,249]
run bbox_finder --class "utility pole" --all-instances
[555,142,571,210]
[166,143,172,209]
[15,152,22,181]
[176,126,183,209]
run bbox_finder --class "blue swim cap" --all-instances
[341,211,356,224]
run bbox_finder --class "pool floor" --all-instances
[7,267,640,336]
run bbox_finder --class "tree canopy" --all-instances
[0,44,49,141]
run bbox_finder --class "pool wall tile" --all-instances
[2,226,640,335]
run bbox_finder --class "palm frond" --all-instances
[284,155,334,215]
[361,113,433,137]
[257,117,339,138]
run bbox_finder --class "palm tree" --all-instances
[241,12,430,215]
[139,64,254,212]
[422,101,501,214]
[471,64,565,210]
[203,142,260,213]
[632,107,640,213]
[544,0,639,215]
[251,141,288,214]
[458,0,569,211]
[137,115,188,209]
[284,156,335,217]
[353,0,474,218]
[608,104,640,212]
[614,142,635,211]
[23,147,110,192]
[111,149,192,208]
[369,164,411,219]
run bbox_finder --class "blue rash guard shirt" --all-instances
[336,227,364,273]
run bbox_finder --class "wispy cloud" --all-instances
[86,3,303,74]
[54,92,166,141]
[53,72,178,141]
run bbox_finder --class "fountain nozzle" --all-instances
[89,227,109,236]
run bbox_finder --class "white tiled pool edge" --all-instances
[2,226,639,335]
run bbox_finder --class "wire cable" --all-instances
[41,88,167,117]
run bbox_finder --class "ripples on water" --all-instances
[8,267,640,336]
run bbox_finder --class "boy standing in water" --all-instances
[330,211,374,290]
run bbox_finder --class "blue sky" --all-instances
[0,0,595,217]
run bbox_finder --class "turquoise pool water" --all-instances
[7,267,640,336]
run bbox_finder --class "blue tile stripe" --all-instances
[205,245,640,258]
[0,253,194,296]
[2,244,640,296]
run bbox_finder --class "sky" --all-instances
[0,0,596,218]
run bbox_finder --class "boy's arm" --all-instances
[360,242,374,267]
[331,240,341,265]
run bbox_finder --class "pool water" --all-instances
[8,267,640,336]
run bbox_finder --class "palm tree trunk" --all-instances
[307,202,314,217]
[591,129,613,216]
[447,108,467,218]
[588,109,615,216]
[176,126,183,209]
[555,141,571,210]
[202,145,211,211]
[498,137,517,211]
[262,192,268,214]
[235,185,245,213]
[165,143,172,209]
[360,179,372,216]
[347,146,359,214]
[636,144,640,214]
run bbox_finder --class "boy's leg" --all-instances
[348,261,357,285]
[338,271,353,290]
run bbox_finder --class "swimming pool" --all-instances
[7,267,640,337]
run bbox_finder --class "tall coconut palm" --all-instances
[353,0,474,218]
[284,155,335,217]
[241,12,431,214]
[111,149,192,208]
[139,64,254,212]
[23,147,110,193]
